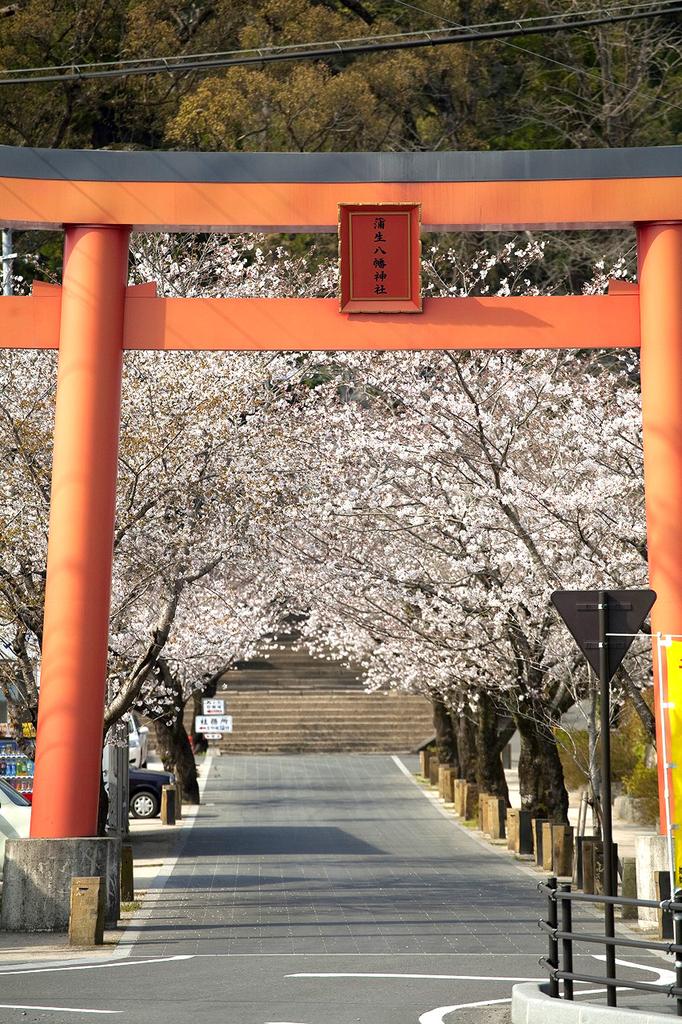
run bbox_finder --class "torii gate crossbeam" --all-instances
[0,145,680,843]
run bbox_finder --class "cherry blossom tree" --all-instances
[0,230,651,827]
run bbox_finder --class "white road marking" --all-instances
[391,754,413,778]
[0,954,193,976]
[593,954,676,985]
[287,973,541,981]
[0,1003,120,1015]
[418,996,512,1024]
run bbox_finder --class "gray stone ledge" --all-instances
[512,982,674,1024]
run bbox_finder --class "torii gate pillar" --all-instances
[30,225,129,839]
[638,222,682,835]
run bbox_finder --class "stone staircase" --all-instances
[191,631,433,754]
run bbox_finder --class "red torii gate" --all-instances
[0,144,680,840]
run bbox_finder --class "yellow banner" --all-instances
[665,641,682,885]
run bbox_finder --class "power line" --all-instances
[390,0,682,120]
[3,0,673,74]
[0,3,680,87]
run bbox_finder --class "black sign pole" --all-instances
[598,590,617,1007]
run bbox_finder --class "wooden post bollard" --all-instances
[120,844,134,903]
[482,795,493,834]
[595,842,617,897]
[438,765,448,799]
[582,838,600,894]
[445,771,457,803]
[621,857,638,920]
[489,797,506,840]
[429,759,440,786]
[517,811,533,856]
[478,793,488,831]
[453,779,465,816]
[573,836,587,888]
[532,818,548,867]
[463,783,478,820]
[419,749,430,779]
[69,876,105,946]
[442,767,454,802]
[507,809,519,852]
[552,824,574,878]
[542,822,554,871]
[161,784,176,825]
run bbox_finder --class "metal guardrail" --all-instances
[539,877,682,1015]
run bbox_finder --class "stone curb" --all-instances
[512,982,672,1023]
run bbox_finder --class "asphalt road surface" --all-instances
[0,755,674,1022]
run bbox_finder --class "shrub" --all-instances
[556,701,651,793]
[622,763,659,825]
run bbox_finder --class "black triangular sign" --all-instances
[551,589,656,683]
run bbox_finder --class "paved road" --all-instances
[0,755,673,1021]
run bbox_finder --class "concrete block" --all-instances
[419,749,430,778]
[161,784,176,825]
[621,856,638,920]
[120,844,134,904]
[453,779,465,816]
[542,822,554,871]
[69,876,104,946]
[532,818,548,867]
[445,771,457,803]
[1,837,120,932]
[552,825,573,878]
[636,833,671,929]
[511,981,676,1024]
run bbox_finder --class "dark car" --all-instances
[129,766,174,819]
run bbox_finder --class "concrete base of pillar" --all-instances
[1,837,121,932]
[635,834,671,930]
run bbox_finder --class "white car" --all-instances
[127,713,150,769]
[0,778,31,875]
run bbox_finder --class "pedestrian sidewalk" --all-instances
[0,756,214,965]
[504,768,655,858]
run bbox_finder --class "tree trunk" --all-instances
[433,697,459,772]
[475,691,511,803]
[153,659,200,804]
[587,676,602,834]
[97,767,109,837]
[515,711,569,823]
[453,711,477,782]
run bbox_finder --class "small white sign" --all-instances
[204,732,223,740]
[195,714,233,734]
[202,698,225,715]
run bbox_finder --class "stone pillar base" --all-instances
[1,836,121,932]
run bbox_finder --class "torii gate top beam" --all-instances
[3,144,682,232]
